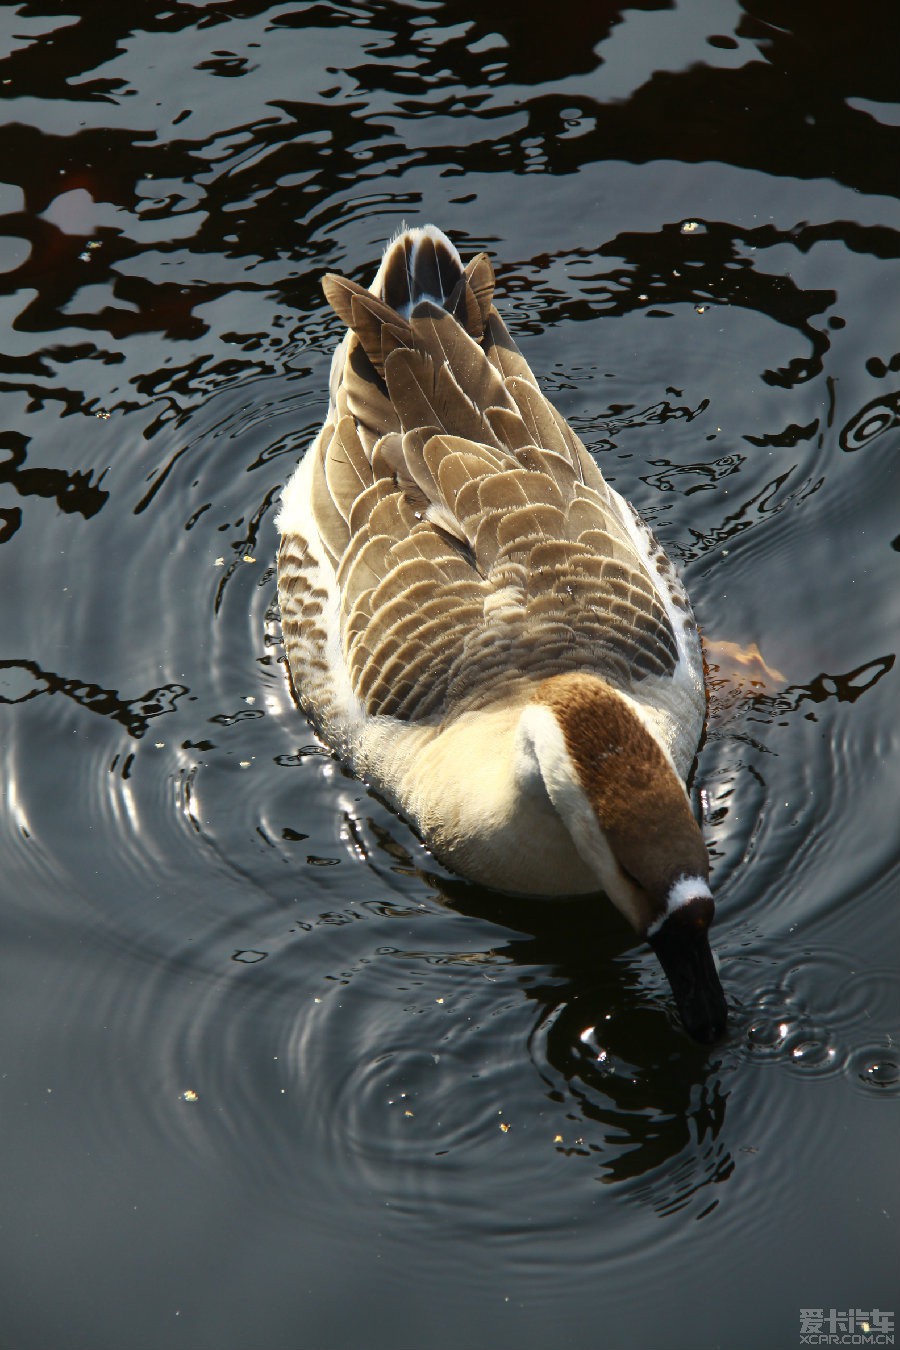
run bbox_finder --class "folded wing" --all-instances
[300,229,690,723]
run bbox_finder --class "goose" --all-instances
[276,225,728,1043]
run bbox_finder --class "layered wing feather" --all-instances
[281,227,699,733]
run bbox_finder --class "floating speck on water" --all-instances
[181,1090,198,1103]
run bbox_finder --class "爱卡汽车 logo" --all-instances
[800,1310,894,1345]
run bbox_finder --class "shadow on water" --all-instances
[350,819,734,1209]
[455,885,731,1198]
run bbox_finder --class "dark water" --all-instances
[1,4,898,1347]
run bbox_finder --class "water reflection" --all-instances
[706,652,895,730]
[532,998,733,1202]
[0,655,188,738]
[317,836,738,1212]
[0,430,108,538]
[840,390,900,452]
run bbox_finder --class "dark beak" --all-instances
[648,905,728,1044]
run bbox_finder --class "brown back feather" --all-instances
[303,231,682,722]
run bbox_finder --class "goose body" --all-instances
[276,225,727,1041]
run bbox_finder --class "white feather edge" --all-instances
[276,426,366,746]
[514,702,650,927]
[645,875,714,938]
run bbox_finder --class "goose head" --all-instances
[517,673,728,1043]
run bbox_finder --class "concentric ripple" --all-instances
[735,951,900,1095]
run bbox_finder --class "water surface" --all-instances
[1,3,898,1348]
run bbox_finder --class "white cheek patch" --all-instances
[646,875,713,938]
[515,704,625,907]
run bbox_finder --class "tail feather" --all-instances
[321,272,413,379]
[377,226,464,311]
[322,226,498,374]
